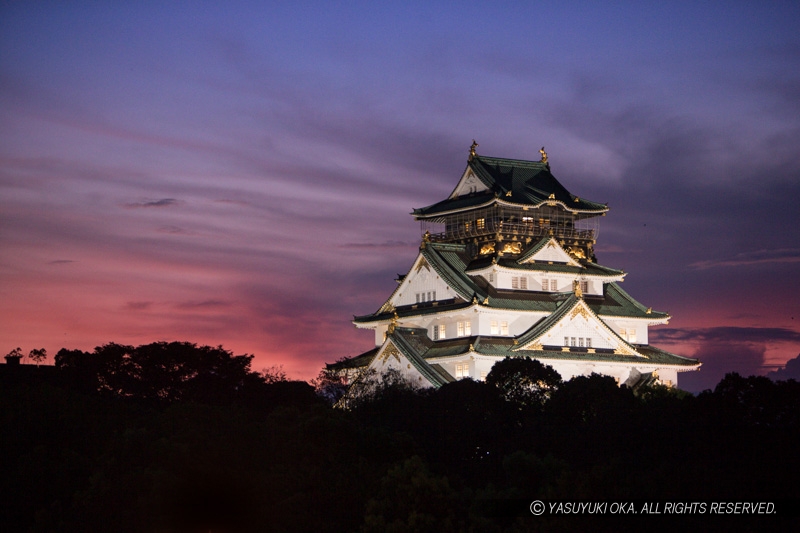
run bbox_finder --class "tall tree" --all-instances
[485,356,562,410]
[28,348,48,367]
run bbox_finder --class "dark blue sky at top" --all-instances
[1,1,799,390]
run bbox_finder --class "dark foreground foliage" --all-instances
[2,347,799,532]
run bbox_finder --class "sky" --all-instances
[1,1,799,392]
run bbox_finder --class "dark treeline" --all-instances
[2,343,799,532]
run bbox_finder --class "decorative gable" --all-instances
[380,253,457,310]
[449,168,490,198]
[518,237,580,266]
[516,298,643,357]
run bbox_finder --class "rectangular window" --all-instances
[438,324,446,339]
[500,321,509,335]
[564,336,569,346]
[542,279,550,291]
[432,291,436,301]
[480,371,487,380]
[550,280,558,291]
[416,293,420,303]
[628,329,637,343]
[579,338,584,347]
[620,328,626,338]
[490,320,499,335]
[476,218,485,230]
[580,281,589,293]
[427,291,432,301]
[457,322,464,336]
[520,277,528,290]
[456,363,468,379]
[571,337,576,347]
[464,321,471,336]
[433,325,439,340]
[464,221,472,232]
[512,277,519,289]
[488,272,494,283]
[586,338,592,348]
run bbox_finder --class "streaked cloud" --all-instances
[689,249,800,269]
[123,198,180,209]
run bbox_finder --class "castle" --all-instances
[329,143,700,391]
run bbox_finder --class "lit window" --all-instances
[520,277,528,290]
[550,280,558,291]
[522,216,534,222]
[465,221,472,231]
[491,320,499,335]
[438,324,446,339]
[464,321,471,336]
[457,322,464,336]
[480,371,487,380]
[455,363,469,379]
[628,328,637,343]
[476,218,485,230]
[500,321,509,335]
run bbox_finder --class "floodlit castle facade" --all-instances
[329,144,700,390]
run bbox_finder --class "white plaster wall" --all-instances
[393,267,455,307]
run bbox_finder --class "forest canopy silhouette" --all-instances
[2,342,799,532]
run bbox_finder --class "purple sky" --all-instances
[2,2,799,391]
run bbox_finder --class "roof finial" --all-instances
[573,280,583,299]
[539,146,548,164]
[469,139,479,161]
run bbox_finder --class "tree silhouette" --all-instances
[28,348,47,367]
[485,356,562,410]
[4,347,23,364]
[55,342,258,403]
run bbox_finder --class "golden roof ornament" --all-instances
[539,146,548,164]
[573,280,583,298]
[387,311,399,333]
[420,230,430,249]
[483,296,490,305]
[646,307,652,314]
[469,139,478,161]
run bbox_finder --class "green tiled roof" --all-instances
[390,329,454,387]
[332,328,699,372]
[593,283,670,320]
[413,155,607,217]
[355,242,659,323]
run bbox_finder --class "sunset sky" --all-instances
[2,1,799,392]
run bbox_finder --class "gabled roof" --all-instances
[355,241,658,324]
[413,155,607,218]
[517,236,578,265]
[513,295,644,357]
[332,327,700,372]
